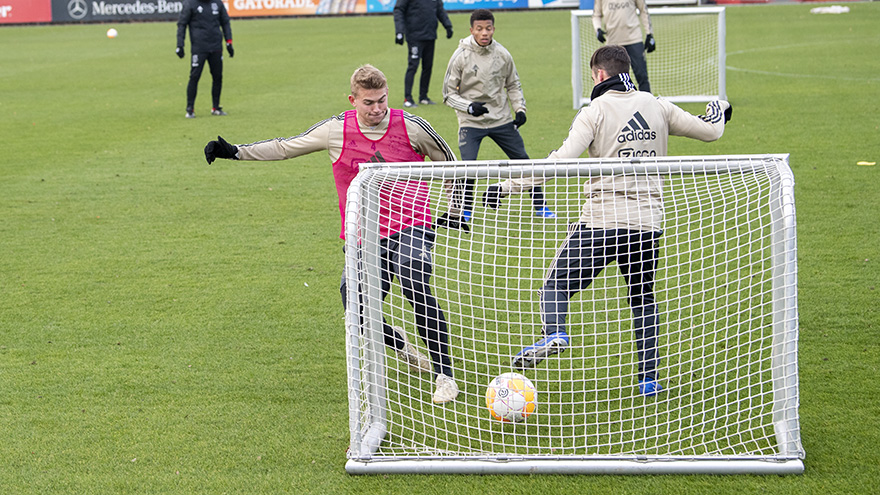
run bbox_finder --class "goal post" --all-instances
[572,7,727,109]
[344,155,804,475]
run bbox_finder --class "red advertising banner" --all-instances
[0,0,52,23]
[227,0,366,18]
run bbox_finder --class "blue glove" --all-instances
[645,34,656,53]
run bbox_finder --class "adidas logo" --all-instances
[617,111,657,143]
[367,151,387,163]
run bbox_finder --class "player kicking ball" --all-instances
[204,65,465,404]
[512,45,732,397]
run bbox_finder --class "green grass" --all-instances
[1,3,879,493]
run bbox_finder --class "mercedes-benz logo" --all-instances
[68,0,88,20]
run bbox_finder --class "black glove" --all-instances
[513,111,526,129]
[597,29,606,43]
[482,185,502,210]
[645,34,655,53]
[226,42,234,57]
[467,102,488,117]
[395,33,404,45]
[446,27,453,39]
[724,104,733,124]
[435,212,470,233]
[204,136,238,164]
[176,46,184,59]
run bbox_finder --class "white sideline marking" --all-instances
[726,65,880,82]
[726,41,880,82]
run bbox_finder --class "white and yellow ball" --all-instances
[106,28,118,39]
[485,372,537,423]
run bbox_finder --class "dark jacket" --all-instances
[177,0,232,54]
[393,0,452,43]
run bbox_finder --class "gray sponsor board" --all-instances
[52,0,183,22]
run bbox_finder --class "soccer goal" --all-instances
[572,7,727,109]
[344,155,803,475]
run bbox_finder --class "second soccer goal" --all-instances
[572,7,727,108]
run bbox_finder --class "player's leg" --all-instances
[391,226,458,403]
[339,247,431,373]
[617,230,663,396]
[513,226,610,369]
[539,227,609,339]
[206,50,226,115]
[417,40,436,104]
[403,42,421,106]
[486,125,556,218]
[186,53,207,117]
[457,127,488,221]
[624,43,651,94]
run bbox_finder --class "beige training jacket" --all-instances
[547,89,730,231]
[592,0,652,47]
[442,36,525,129]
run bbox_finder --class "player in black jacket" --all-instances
[176,0,233,119]
[393,0,453,108]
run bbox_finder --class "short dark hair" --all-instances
[589,45,631,77]
[470,9,494,26]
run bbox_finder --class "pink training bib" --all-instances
[332,109,431,240]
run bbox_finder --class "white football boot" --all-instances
[394,327,432,374]
[432,374,460,404]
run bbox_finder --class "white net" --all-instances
[572,7,726,108]
[344,155,803,474]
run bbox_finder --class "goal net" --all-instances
[572,7,726,109]
[344,155,803,475]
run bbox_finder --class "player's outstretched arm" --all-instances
[666,100,732,142]
[204,136,238,164]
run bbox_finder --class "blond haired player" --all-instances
[204,65,463,403]
[512,46,733,397]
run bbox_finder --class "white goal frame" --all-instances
[344,155,803,475]
[572,7,727,109]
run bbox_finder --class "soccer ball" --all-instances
[485,372,537,423]
[107,28,118,39]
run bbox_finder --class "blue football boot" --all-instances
[638,378,663,397]
[512,331,569,369]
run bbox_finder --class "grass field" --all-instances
[2,2,879,493]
